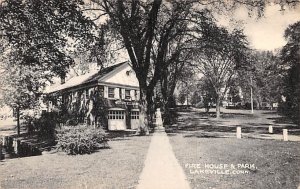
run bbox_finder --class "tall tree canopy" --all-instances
[246,51,282,109]
[90,0,201,133]
[0,0,97,134]
[280,21,300,125]
[1,0,299,134]
[89,0,300,129]
[0,0,95,81]
[0,0,95,103]
[195,22,249,118]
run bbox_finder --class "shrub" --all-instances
[56,125,108,155]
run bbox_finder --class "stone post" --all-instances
[236,127,242,139]
[283,129,288,141]
[268,126,273,134]
[13,139,21,155]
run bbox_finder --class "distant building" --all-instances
[45,62,140,130]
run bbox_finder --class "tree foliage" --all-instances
[194,20,249,118]
[251,51,282,107]
[89,0,299,124]
[0,0,96,107]
[280,21,300,125]
[1,0,299,132]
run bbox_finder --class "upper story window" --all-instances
[108,87,115,98]
[98,86,104,97]
[134,90,138,100]
[125,89,131,100]
[119,88,122,99]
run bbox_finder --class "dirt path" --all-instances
[137,131,190,189]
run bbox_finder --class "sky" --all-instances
[216,4,300,51]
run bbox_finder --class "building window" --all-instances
[98,86,104,97]
[108,87,115,98]
[108,110,125,119]
[131,111,139,119]
[125,89,131,100]
[134,90,138,100]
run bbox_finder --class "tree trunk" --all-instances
[17,106,20,136]
[216,95,221,119]
[297,62,300,126]
[255,98,260,110]
[137,88,150,135]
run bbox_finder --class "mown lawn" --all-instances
[169,135,300,189]
[168,108,300,189]
[0,135,151,189]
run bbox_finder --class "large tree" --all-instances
[244,51,282,109]
[0,63,46,135]
[195,22,249,118]
[88,0,300,131]
[2,0,299,134]
[280,21,300,125]
[0,0,96,134]
[90,0,200,133]
[0,0,96,78]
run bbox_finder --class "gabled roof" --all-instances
[46,61,128,94]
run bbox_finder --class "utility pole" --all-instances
[250,76,254,114]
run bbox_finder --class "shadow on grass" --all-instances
[105,130,153,141]
[184,132,231,138]
[267,116,296,125]
[179,110,256,119]
[245,123,272,127]
[167,109,300,138]
[105,131,135,141]
[261,110,278,114]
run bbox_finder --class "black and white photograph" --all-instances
[0,0,300,188]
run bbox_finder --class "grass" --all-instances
[168,108,300,135]
[168,108,300,189]
[169,135,300,189]
[1,108,299,189]
[0,134,151,189]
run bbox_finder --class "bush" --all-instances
[56,125,108,155]
[37,112,59,138]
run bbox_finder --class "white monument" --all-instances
[154,108,164,131]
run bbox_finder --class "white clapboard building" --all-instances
[45,61,140,130]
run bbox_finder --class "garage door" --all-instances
[108,109,126,130]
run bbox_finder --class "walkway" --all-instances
[137,131,190,189]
